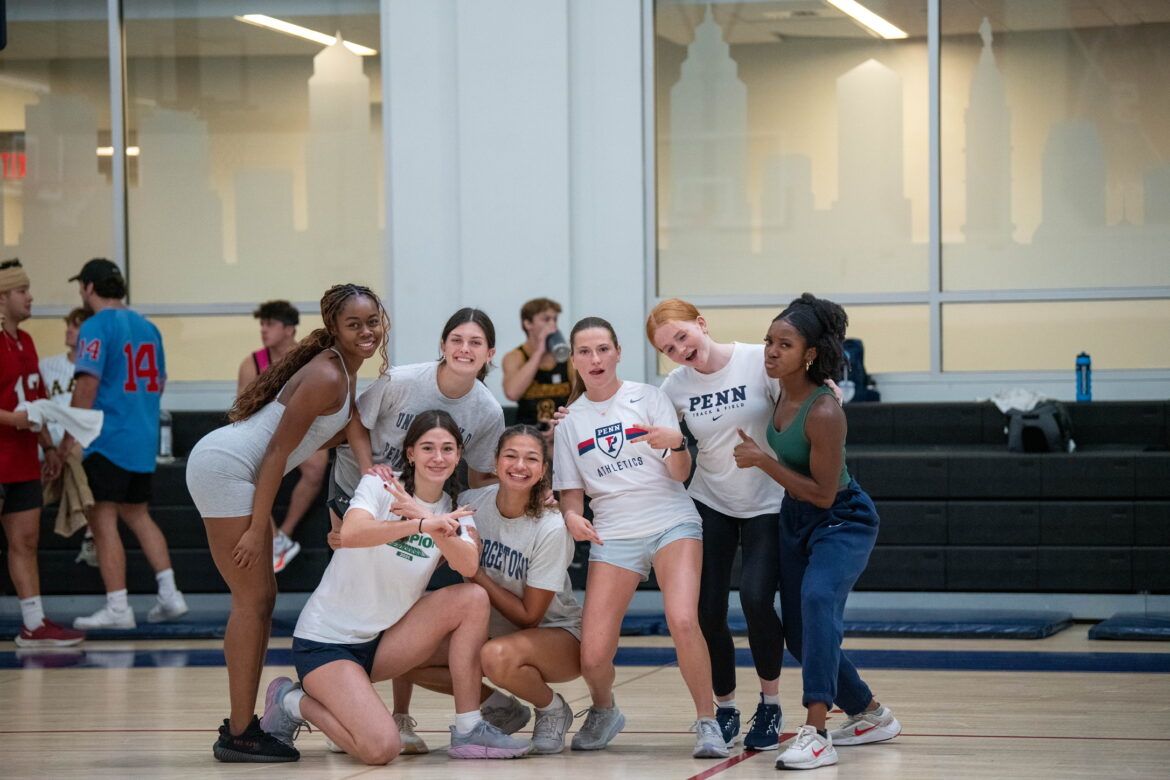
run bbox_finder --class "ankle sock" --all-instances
[455,711,483,735]
[155,568,178,599]
[536,693,563,713]
[283,687,305,721]
[817,728,828,739]
[19,595,45,630]
[716,697,737,711]
[107,589,130,612]
[762,693,779,706]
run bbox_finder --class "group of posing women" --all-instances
[184,284,900,771]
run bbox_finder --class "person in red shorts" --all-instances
[0,258,85,647]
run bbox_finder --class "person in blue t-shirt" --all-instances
[59,258,188,630]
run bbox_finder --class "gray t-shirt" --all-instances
[332,361,505,498]
[460,485,582,641]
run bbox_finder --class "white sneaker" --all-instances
[73,604,136,630]
[692,717,730,758]
[393,713,429,754]
[775,724,837,770]
[829,705,900,746]
[324,735,346,754]
[273,531,301,573]
[147,591,189,623]
[75,537,99,567]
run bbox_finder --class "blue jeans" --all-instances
[778,480,877,715]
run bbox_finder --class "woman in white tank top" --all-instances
[185,284,389,764]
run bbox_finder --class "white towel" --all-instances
[17,399,104,448]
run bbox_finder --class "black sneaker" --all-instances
[213,716,300,763]
[715,704,741,747]
[743,695,781,751]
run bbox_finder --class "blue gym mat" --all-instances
[622,608,1073,639]
[1088,612,1170,641]
[0,611,299,641]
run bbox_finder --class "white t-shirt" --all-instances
[460,485,582,640]
[660,342,784,518]
[552,381,701,540]
[38,352,76,446]
[332,361,505,497]
[294,473,476,645]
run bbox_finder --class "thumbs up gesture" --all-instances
[733,427,766,470]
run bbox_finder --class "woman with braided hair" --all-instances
[186,283,388,763]
[733,293,899,771]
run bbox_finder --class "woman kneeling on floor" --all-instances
[259,410,534,763]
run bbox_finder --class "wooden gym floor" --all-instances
[1,625,1168,779]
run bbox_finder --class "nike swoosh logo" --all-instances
[629,396,643,403]
[853,724,878,736]
[711,414,723,421]
[812,745,827,757]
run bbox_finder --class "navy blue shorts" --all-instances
[293,634,382,681]
[0,479,42,514]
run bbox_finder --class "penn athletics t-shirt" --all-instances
[660,342,784,518]
[295,474,476,645]
[552,381,701,540]
[332,361,505,497]
[74,308,165,473]
[460,485,582,640]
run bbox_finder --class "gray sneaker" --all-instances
[147,591,189,623]
[393,713,429,754]
[481,693,531,735]
[259,677,304,747]
[448,720,534,759]
[692,717,730,758]
[570,701,626,751]
[532,694,573,754]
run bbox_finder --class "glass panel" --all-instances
[0,0,114,306]
[655,0,929,297]
[942,300,1170,371]
[122,1,383,304]
[657,304,929,375]
[941,2,1170,290]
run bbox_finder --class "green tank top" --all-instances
[765,385,850,490]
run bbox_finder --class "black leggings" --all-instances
[695,499,784,697]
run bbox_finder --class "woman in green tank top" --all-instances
[732,294,900,771]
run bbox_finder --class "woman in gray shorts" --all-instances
[185,284,388,764]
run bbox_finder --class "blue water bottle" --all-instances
[1075,352,1092,402]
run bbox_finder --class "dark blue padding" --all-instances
[1,610,303,642]
[1088,612,1170,641]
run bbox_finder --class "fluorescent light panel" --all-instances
[823,0,909,39]
[97,146,140,157]
[235,14,378,56]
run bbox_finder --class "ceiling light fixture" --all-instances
[235,14,378,56]
[823,0,908,39]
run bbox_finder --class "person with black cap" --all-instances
[0,258,85,647]
[60,258,188,630]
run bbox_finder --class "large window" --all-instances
[653,0,1170,376]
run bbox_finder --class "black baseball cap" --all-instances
[69,258,124,284]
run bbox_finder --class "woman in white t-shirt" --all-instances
[646,298,786,751]
[257,410,534,764]
[551,317,726,759]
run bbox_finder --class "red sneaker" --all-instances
[15,619,86,647]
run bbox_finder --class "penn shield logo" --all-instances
[577,422,650,459]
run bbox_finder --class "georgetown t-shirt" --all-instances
[552,381,700,540]
[294,474,475,645]
[660,342,784,518]
[460,485,582,640]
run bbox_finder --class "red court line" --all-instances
[685,749,763,780]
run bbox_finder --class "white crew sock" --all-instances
[762,693,779,706]
[455,711,483,735]
[20,595,45,630]
[155,568,178,599]
[107,589,130,612]
[283,687,306,722]
[481,688,511,710]
[717,696,737,710]
[536,693,564,713]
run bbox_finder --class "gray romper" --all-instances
[186,348,352,518]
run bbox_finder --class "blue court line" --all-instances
[2,646,1167,672]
